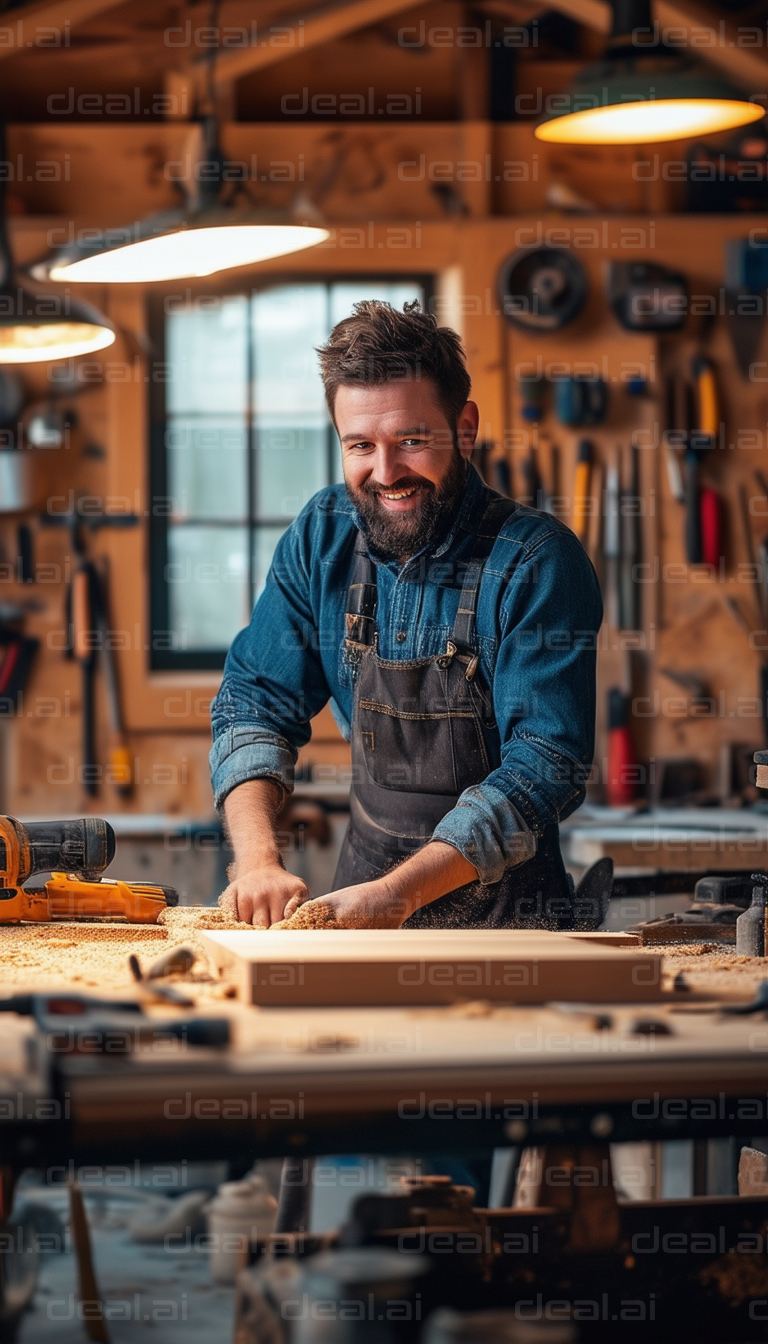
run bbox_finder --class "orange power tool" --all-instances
[0,816,178,924]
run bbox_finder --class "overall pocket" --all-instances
[357,699,489,794]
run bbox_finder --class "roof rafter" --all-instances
[545,0,768,91]
[0,0,127,63]
[187,0,445,94]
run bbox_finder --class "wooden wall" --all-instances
[2,123,763,817]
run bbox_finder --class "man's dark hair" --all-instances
[317,300,471,427]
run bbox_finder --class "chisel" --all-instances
[620,444,640,632]
[72,562,98,798]
[685,357,719,564]
[603,457,620,629]
[93,563,132,798]
[573,438,592,542]
[664,375,685,504]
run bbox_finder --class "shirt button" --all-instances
[395,631,406,643]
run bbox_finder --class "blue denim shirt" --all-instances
[210,465,603,885]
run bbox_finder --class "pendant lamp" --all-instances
[0,130,115,364]
[31,118,329,285]
[535,0,763,146]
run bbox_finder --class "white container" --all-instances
[206,1175,277,1283]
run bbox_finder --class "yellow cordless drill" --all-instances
[0,816,178,924]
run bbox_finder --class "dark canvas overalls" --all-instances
[331,498,575,929]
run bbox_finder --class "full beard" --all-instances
[346,451,468,560]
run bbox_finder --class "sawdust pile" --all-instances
[157,904,251,948]
[0,905,251,1000]
[0,922,165,993]
[662,942,720,957]
[273,900,339,930]
[157,907,251,935]
[635,942,766,996]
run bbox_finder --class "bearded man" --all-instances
[211,301,602,929]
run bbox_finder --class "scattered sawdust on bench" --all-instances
[0,906,251,999]
[634,941,766,995]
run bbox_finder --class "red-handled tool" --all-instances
[607,687,636,807]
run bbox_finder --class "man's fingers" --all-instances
[283,892,306,919]
[249,895,272,929]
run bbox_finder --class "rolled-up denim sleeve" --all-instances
[432,530,602,884]
[209,517,331,812]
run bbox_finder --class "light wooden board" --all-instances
[200,929,663,1007]
[563,932,641,948]
[632,923,736,946]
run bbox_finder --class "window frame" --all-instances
[148,274,433,672]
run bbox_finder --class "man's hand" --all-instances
[219,864,309,928]
[283,879,409,929]
[281,841,479,929]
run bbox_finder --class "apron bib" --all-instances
[332,498,574,929]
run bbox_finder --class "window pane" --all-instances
[253,525,287,600]
[256,421,327,519]
[154,278,428,664]
[167,525,249,649]
[252,286,327,418]
[166,296,248,416]
[167,417,247,521]
[329,281,423,328]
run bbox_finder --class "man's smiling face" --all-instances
[335,378,479,559]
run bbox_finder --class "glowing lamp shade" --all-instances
[536,96,763,145]
[0,320,115,364]
[535,60,764,147]
[40,223,330,285]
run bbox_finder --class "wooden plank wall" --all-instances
[2,125,762,816]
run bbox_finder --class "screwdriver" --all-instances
[573,438,593,543]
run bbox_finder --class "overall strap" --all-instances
[451,496,518,651]
[344,533,378,646]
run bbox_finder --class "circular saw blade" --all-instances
[498,247,588,332]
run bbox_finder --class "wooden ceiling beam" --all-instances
[655,0,768,91]
[546,0,611,33]
[0,0,127,63]
[479,1,546,24]
[189,0,443,92]
[531,0,768,90]
[544,0,768,90]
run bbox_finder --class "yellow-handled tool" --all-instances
[0,815,178,924]
[573,438,593,543]
[692,356,719,444]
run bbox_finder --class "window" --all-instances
[149,279,425,670]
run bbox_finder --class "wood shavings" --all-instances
[273,902,339,930]
[156,905,253,967]
[0,922,165,993]
[0,907,246,1002]
[662,943,720,957]
[637,940,768,1000]
[156,907,251,934]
